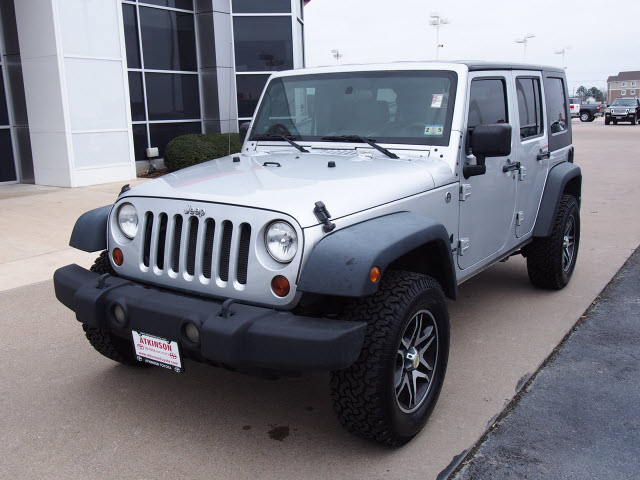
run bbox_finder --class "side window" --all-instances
[545,77,568,134]
[516,77,544,139]
[467,78,508,129]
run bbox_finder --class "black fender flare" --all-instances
[297,212,457,299]
[533,162,582,237]
[69,205,111,252]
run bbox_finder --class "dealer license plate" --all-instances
[132,331,183,373]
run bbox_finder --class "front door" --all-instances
[513,72,549,237]
[458,73,517,270]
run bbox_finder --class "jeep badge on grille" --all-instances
[184,205,206,217]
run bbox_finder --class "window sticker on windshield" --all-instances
[431,94,444,108]
[424,125,444,136]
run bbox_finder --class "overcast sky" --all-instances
[304,0,639,94]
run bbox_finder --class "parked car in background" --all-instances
[570,98,581,117]
[570,98,602,122]
[605,97,640,125]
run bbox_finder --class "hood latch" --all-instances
[314,201,336,233]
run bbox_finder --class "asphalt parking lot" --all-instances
[1,117,639,479]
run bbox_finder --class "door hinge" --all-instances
[458,238,470,256]
[459,184,472,201]
[518,165,526,181]
[516,211,524,226]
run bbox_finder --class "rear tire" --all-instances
[330,271,450,447]
[525,195,580,290]
[84,251,146,367]
[580,112,590,122]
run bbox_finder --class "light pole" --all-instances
[514,34,535,61]
[330,49,343,62]
[430,14,449,60]
[554,46,571,70]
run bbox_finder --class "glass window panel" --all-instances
[232,0,291,13]
[145,73,200,120]
[122,4,141,69]
[516,77,543,139]
[141,0,194,9]
[467,79,508,129]
[149,121,201,157]
[140,6,197,71]
[128,71,146,121]
[132,124,148,161]
[0,129,17,182]
[0,71,9,126]
[545,77,568,134]
[233,17,293,72]
[236,74,269,118]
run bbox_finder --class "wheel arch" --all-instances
[297,212,458,300]
[69,205,111,252]
[533,162,582,238]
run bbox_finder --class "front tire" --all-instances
[330,271,450,447]
[605,117,610,125]
[525,195,580,289]
[631,115,637,126]
[84,251,145,367]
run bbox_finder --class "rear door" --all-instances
[513,72,549,237]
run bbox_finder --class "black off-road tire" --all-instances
[330,271,450,447]
[525,195,580,289]
[83,251,144,367]
[605,117,610,125]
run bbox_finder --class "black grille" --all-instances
[219,221,233,282]
[172,215,183,272]
[142,212,153,267]
[186,217,199,276]
[202,219,215,279]
[157,213,168,270]
[237,223,251,285]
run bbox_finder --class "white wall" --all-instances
[15,0,136,187]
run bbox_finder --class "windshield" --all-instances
[249,71,458,146]
[611,98,636,106]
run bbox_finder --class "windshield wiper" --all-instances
[252,134,309,153]
[320,135,398,159]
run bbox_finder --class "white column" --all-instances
[15,0,136,187]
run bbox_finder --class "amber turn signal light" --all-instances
[271,275,290,297]
[112,248,124,266]
[370,266,381,283]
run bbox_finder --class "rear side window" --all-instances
[545,77,568,134]
[467,78,508,128]
[516,77,544,139]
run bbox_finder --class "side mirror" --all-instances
[239,122,251,144]
[464,123,512,179]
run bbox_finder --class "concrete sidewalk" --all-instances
[0,180,145,292]
[453,247,640,479]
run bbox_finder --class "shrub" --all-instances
[164,133,243,172]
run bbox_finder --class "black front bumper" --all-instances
[53,264,366,371]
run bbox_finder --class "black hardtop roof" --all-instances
[453,60,565,73]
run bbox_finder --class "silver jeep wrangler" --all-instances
[54,61,581,446]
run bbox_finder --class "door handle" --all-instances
[502,161,521,173]
[537,149,551,161]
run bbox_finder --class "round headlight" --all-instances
[117,203,138,239]
[265,221,298,263]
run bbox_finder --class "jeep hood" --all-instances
[127,151,446,228]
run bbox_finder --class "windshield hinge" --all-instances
[459,184,472,201]
[518,165,526,181]
[314,201,336,233]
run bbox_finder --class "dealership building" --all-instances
[0,0,306,186]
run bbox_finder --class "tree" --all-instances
[576,85,589,100]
